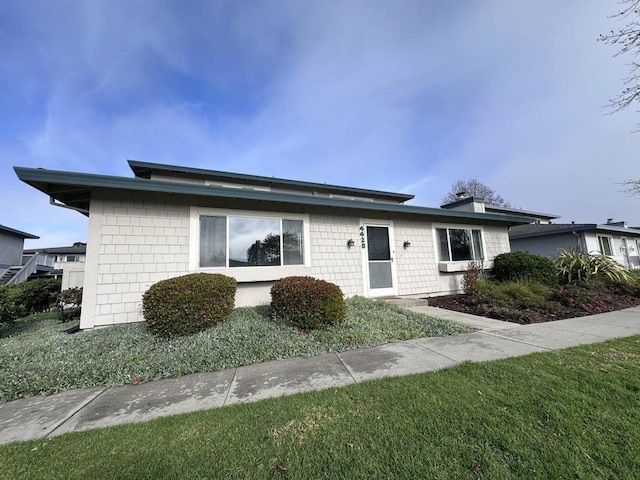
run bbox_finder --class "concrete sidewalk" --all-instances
[1,305,639,446]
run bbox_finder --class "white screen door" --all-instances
[365,225,395,296]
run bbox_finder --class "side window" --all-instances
[436,228,483,262]
[597,236,612,256]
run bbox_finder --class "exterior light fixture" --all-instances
[347,239,355,248]
[403,241,411,248]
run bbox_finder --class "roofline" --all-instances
[441,196,559,220]
[485,204,559,220]
[0,224,39,239]
[127,159,415,203]
[440,197,484,209]
[23,246,87,254]
[509,223,640,240]
[14,166,534,225]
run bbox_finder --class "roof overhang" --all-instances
[127,159,415,203]
[14,166,534,226]
[0,224,39,239]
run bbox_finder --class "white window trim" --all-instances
[432,223,487,272]
[597,235,614,256]
[189,207,311,283]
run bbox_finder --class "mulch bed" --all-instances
[427,290,640,325]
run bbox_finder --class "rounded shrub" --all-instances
[271,276,346,330]
[493,252,558,286]
[142,273,236,337]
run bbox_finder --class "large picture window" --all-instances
[437,228,484,262]
[200,215,304,268]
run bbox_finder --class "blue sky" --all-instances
[1,0,639,248]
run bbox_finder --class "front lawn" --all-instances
[2,336,639,479]
[0,296,472,403]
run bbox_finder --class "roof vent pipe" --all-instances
[606,218,614,224]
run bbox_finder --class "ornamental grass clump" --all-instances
[271,276,346,330]
[555,249,636,285]
[142,273,236,337]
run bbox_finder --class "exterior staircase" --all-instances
[0,266,22,285]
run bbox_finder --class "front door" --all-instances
[364,224,395,296]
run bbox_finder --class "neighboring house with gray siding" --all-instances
[15,160,532,330]
[509,221,640,269]
[0,225,55,285]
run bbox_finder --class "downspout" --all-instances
[571,231,585,253]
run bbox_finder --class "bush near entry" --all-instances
[493,252,557,286]
[271,276,346,330]
[142,273,237,337]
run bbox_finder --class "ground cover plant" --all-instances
[0,297,472,403]
[1,336,639,479]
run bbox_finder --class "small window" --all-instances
[598,236,612,256]
[436,228,484,262]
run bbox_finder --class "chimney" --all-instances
[606,218,614,224]
[455,191,466,200]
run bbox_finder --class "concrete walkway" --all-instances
[1,305,640,446]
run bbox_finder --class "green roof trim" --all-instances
[127,159,415,203]
[14,166,534,225]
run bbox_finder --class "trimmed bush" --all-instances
[493,252,558,286]
[271,276,346,330]
[142,273,236,337]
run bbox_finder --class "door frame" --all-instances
[360,219,398,297]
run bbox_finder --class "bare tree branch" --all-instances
[600,0,640,128]
[621,179,640,196]
[441,179,511,207]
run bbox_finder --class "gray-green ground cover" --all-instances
[0,297,472,403]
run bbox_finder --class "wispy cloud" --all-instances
[1,0,639,247]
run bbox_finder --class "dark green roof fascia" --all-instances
[0,224,39,239]
[14,166,533,225]
[486,205,559,220]
[127,159,415,203]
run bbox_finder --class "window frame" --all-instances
[191,207,310,275]
[434,226,485,263]
[597,235,613,256]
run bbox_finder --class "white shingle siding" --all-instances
[81,192,191,329]
[309,213,363,296]
[393,219,440,295]
[79,192,513,329]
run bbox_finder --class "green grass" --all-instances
[2,336,639,479]
[0,297,472,403]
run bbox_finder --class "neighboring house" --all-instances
[23,242,87,290]
[0,224,62,285]
[15,160,533,330]
[509,220,640,269]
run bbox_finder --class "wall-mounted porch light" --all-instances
[347,239,355,248]
[403,241,411,248]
